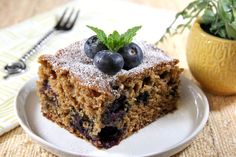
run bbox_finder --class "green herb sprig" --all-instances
[156,0,236,45]
[87,25,142,52]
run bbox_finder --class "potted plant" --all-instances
[158,0,236,95]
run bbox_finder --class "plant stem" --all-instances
[155,0,211,45]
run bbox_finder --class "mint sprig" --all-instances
[87,25,142,52]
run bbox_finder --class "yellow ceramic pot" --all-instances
[187,20,236,95]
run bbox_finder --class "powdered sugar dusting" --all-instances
[42,40,175,94]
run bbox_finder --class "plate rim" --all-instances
[14,76,209,157]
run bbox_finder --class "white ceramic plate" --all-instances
[15,76,209,157]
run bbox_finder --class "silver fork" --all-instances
[3,8,80,79]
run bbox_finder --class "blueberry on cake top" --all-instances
[37,26,182,149]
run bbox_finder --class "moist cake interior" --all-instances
[37,40,182,148]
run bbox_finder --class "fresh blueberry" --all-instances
[118,42,143,70]
[98,126,121,148]
[136,91,149,104]
[84,35,107,59]
[93,50,124,75]
[102,96,128,126]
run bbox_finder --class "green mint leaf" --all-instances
[87,25,142,52]
[121,26,142,45]
[107,31,121,51]
[87,25,107,45]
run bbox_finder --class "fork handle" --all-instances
[19,29,55,62]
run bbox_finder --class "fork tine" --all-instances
[64,8,75,26]
[55,8,68,28]
[67,10,80,29]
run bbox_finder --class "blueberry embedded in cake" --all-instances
[37,25,182,149]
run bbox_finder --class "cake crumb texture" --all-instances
[37,40,182,148]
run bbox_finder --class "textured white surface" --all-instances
[15,76,209,157]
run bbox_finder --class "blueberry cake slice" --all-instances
[37,26,182,149]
